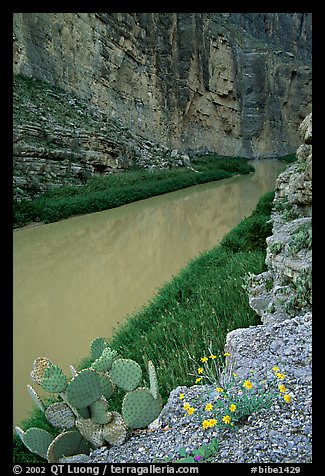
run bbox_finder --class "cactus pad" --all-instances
[90,337,110,360]
[41,363,68,393]
[122,387,162,429]
[30,357,52,385]
[89,396,111,424]
[98,372,115,400]
[15,426,54,460]
[45,402,76,429]
[102,411,127,446]
[91,347,119,372]
[148,361,160,399]
[110,358,142,392]
[75,417,105,448]
[76,406,90,419]
[66,369,102,408]
[27,385,45,412]
[47,430,91,463]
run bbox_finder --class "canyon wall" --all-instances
[13,13,312,158]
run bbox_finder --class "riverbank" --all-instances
[13,155,255,228]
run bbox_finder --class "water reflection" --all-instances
[13,159,285,423]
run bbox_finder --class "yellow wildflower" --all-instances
[202,420,210,429]
[222,415,231,424]
[233,373,237,377]
[187,407,195,415]
[275,372,286,380]
[202,418,217,429]
[205,403,213,411]
[229,403,237,412]
[195,377,202,384]
[224,352,230,357]
[198,367,204,374]
[272,366,280,371]
[278,384,287,393]
[209,354,217,360]
[216,387,223,393]
[179,393,185,400]
[183,403,190,410]
[200,357,208,363]
[208,418,217,427]
[283,394,291,403]
[243,380,253,390]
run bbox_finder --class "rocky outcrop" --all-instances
[13,13,312,158]
[13,76,189,200]
[246,112,312,324]
[220,113,312,460]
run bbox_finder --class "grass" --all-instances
[13,156,254,228]
[13,189,275,463]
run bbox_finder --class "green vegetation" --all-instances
[288,222,312,255]
[285,268,312,314]
[14,190,275,463]
[13,74,97,130]
[273,197,300,222]
[13,156,254,228]
[277,153,297,163]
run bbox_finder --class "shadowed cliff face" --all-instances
[13,13,312,158]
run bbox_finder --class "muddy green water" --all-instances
[13,160,286,424]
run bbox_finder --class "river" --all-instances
[13,159,286,424]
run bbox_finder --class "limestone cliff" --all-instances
[13,13,312,159]
[246,112,312,323]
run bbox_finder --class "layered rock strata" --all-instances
[13,13,312,158]
[13,77,189,200]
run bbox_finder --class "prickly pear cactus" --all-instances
[97,372,115,400]
[90,337,110,360]
[27,385,45,412]
[110,358,143,392]
[45,402,76,429]
[47,430,92,463]
[42,364,68,393]
[75,417,106,447]
[30,358,68,393]
[102,411,127,446]
[66,369,102,408]
[15,427,54,460]
[30,357,52,385]
[16,337,163,462]
[122,387,162,429]
[148,360,160,399]
[89,396,111,424]
[91,347,119,372]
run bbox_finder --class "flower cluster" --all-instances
[194,353,218,384]
[180,355,293,432]
[271,366,291,403]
